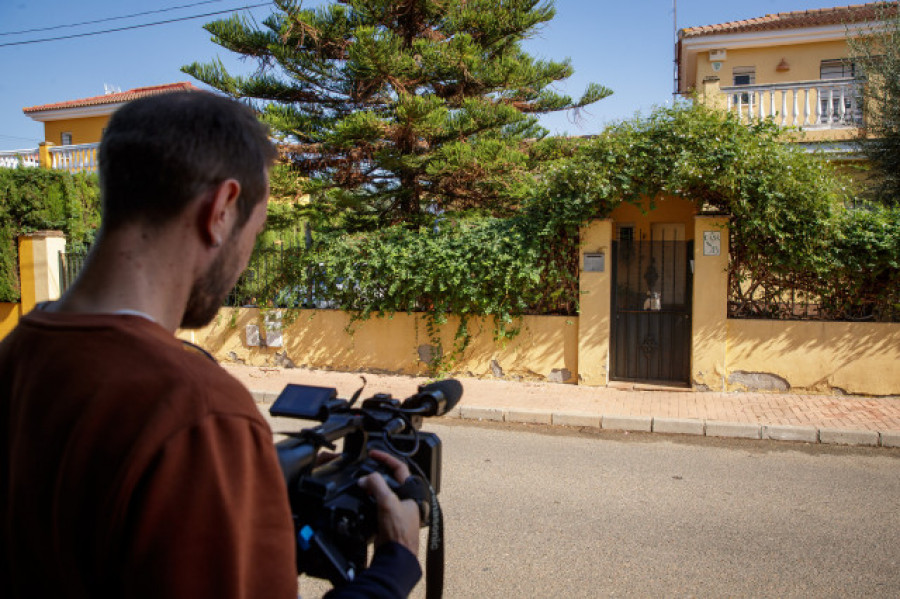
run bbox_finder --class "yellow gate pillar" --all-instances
[691,216,730,391]
[18,231,67,314]
[38,142,54,169]
[578,219,613,386]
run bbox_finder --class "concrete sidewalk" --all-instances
[221,364,900,448]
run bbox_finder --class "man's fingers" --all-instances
[358,471,395,504]
[368,449,411,482]
[358,454,422,554]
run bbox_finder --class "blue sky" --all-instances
[0,0,858,149]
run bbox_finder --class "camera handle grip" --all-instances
[362,464,443,599]
[395,475,431,526]
[358,458,431,528]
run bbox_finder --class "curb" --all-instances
[653,417,705,436]
[444,405,900,448]
[602,415,652,433]
[251,392,900,448]
[819,428,879,447]
[763,424,819,443]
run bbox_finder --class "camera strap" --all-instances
[400,473,444,598]
[424,493,443,599]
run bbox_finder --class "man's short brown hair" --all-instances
[99,91,276,230]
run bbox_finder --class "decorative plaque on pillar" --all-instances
[702,231,721,256]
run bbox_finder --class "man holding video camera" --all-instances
[0,91,421,598]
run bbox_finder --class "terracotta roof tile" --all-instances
[23,82,200,114]
[680,2,896,38]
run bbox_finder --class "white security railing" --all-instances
[0,149,40,169]
[721,78,862,129]
[49,143,99,173]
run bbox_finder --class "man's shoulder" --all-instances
[164,342,262,422]
[4,310,263,426]
[117,325,263,425]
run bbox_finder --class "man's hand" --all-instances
[358,449,421,556]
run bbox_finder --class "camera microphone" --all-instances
[401,379,462,417]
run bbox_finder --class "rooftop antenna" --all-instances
[673,0,679,97]
[103,83,121,95]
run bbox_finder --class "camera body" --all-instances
[270,380,460,586]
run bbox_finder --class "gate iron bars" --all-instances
[610,231,693,384]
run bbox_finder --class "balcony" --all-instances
[0,142,99,174]
[718,77,862,132]
[0,148,39,169]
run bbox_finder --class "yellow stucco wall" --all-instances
[17,232,66,314]
[43,115,109,145]
[609,196,698,241]
[17,237,36,314]
[694,40,851,88]
[691,216,730,391]
[577,219,612,386]
[181,308,579,382]
[726,320,900,396]
[0,303,20,340]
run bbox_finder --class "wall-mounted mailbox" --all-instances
[583,252,605,272]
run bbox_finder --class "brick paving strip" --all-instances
[221,364,900,448]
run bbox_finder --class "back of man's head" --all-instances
[99,91,276,231]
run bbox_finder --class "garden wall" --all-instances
[0,303,19,339]
[182,308,579,383]
[724,319,900,396]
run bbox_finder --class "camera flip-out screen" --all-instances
[270,384,338,420]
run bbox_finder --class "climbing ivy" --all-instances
[542,103,898,321]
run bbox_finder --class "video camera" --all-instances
[270,378,462,594]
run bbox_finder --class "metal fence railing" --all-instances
[224,243,335,309]
[728,271,900,322]
[57,243,334,310]
[59,249,89,295]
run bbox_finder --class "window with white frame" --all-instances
[60,132,72,145]
[732,66,756,106]
[820,58,856,79]
[819,59,860,124]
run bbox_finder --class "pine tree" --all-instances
[183,0,610,228]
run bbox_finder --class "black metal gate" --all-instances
[610,238,693,383]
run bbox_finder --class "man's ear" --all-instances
[199,179,242,248]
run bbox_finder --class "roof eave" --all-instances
[25,102,126,122]
[680,21,873,51]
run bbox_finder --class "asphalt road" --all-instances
[297,421,900,599]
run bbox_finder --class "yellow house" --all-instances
[583,3,897,387]
[23,82,199,146]
[677,2,892,148]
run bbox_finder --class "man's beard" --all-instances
[180,240,241,329]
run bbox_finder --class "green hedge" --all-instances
[0,168,100,302]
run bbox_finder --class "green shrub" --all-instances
[0,168,100,302]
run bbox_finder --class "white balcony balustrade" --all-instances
[720,78,862,129]
[48,143,99,173]
[0,149,40,169]
[0,143,100,174]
